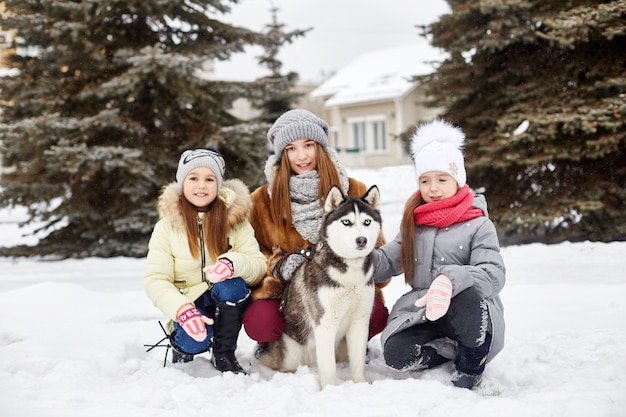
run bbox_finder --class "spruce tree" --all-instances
[420,0,626,243]
[201,6,310,191]
[249,7,310,125]
[0,0,271,257]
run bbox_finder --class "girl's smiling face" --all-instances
[418,171,459,203]
[182,166,218,210]
[285,139,318,175]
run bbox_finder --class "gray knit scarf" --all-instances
[264,148,350,244]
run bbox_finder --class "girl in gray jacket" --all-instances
[373,120,506,390]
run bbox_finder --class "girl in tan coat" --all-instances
[242,109,390,348]
[144,149,265,373]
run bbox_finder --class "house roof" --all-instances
[310,42,445,107]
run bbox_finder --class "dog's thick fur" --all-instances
[259,185,382,389]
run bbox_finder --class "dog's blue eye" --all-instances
[363,219,371,226]
[341,219,352,226]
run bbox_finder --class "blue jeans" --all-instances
[172,277,249,354]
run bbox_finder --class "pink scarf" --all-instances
[413,184,484,228]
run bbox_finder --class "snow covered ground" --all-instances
[1,164,624,417]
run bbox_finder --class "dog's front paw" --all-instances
[251,276,285,300]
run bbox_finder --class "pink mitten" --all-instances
[204,259,234,283]
[415,274,453,321]
[177,305,214,342]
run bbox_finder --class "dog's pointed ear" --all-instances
[362,185,380,210]
[324,185,345,213]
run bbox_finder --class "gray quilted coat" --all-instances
[373,194,505,363]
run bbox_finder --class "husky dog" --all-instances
[259,185,382,389]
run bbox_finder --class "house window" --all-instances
[348,117,388,154]
[330,130,339,149]
[372,121,387,151]
[352,121,366,151]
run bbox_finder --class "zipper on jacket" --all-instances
[198,215,207,284]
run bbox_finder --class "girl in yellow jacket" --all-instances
[144,149,265,373]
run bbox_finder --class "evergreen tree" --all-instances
[250,6,310,124]
[0,0,270,258]
[202,6,310,191]
[420,0,626,243]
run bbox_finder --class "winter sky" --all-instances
[213,0,451,82]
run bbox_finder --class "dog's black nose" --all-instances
[356,237,367,248]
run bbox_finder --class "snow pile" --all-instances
[0,164,624,417]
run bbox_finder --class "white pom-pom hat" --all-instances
[410,119,466,187]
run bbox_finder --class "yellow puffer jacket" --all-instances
[144,179,266,327]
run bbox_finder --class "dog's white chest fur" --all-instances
[317,259,374,324]
[328,257,373,285]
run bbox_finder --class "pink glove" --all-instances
[203,259,234,283]
[177,305,214,342]
[415,274,453,321]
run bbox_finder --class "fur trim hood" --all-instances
[157,178,252,229]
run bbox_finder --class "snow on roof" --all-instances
[310,42,445,107]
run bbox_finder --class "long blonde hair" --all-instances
[179,195,229,260]
[400,192,424,285]
[269,143,343,231]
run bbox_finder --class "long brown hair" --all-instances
[179,195,229,260]
[269,143,343,230]
[400,192,424,285]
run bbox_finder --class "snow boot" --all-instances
[384,341,447,371]
[254,343,268,360]
[248,343,268,367]
[169,332,195,364]
[211,292,251,374]
[452,333,492,390]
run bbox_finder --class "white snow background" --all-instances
[1,164,624,417]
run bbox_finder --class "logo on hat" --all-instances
[176,148,226,191]
[182,149,225,177]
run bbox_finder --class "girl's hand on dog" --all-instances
[275,253,306,282]
[274,247,313,282]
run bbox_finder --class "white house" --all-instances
[310,42,446,168]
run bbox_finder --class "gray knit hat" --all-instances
[267,109,329,156]
[176,149,225,191]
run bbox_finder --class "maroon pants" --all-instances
[243,293,389,344]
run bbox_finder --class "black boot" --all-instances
[384,337,448,371]
[211,292,251,374]
[452,333,492,389]
[169,332,195,364]
[253,343,268,360]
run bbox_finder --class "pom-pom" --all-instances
[410,119,465,159]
